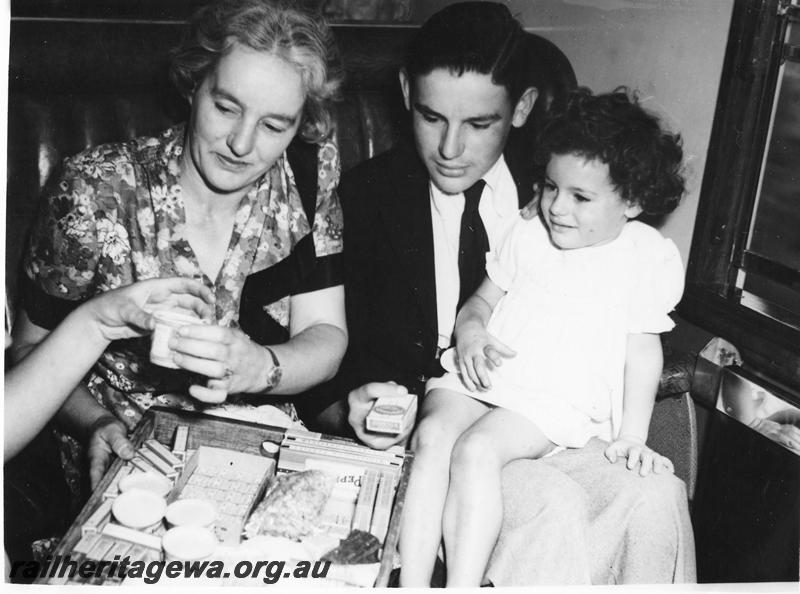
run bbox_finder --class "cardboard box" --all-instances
[365,394,417,434]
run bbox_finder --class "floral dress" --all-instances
[22,125,344,429]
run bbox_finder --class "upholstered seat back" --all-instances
[6,18,576,307]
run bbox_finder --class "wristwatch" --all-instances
[263,346,282,393]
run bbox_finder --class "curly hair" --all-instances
[170,0,342,143]
[534,87,685,216]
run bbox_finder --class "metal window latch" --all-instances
[778,0,800,65]
[691,337,743,409]
[778,0,799,18]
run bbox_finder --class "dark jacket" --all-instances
[296,137,535,421]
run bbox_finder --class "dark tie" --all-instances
[457,179,488,308]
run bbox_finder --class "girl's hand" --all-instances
[455,324,516,392]
[604,435,674,477]
[169,325,276,403]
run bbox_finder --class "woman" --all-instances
[11,0,347,487]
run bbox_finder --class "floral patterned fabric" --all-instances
[23,124,343,428]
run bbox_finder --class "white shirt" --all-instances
[429,155,520,349]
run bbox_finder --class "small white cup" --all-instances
[111,488,166,531]
[119,472,173,498]
[162,526,217,561]
[165,499,217,530]
[149,309,203,369]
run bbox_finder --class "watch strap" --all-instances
[263,346,282,393]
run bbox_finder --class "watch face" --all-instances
[268,365,282,387]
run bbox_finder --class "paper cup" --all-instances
[162,526,217,562]
[149,309,203,369]
[165,499,217,530]
[119,472,173,498]
[111,488,166,531]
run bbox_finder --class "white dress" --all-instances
[428,216,684,447]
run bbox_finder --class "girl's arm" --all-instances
[619,332,662,441]
[604,332,674,476]
[453,276,515,391]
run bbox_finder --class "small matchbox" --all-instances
[144,438,184,469]
[101,522,162,550]
[365,393,417,435]
[172,426,189,461]
[137,447,179,479]
[81,499,114,536]
[102,464,133,500]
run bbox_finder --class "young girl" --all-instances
[399,88,686,587]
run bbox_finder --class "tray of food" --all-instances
[36,406,412,587]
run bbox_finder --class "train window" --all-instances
[740,12,800,327]
[681,0,800,393]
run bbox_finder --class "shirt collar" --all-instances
[483,155,513,216]
[429,155,517,218]
[482,154,504,194]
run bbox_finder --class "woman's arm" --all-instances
[271,284,348,393]
[179,284,347,402]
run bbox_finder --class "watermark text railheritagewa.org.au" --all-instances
[10,555,331,584]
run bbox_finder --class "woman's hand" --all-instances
[169,325,275,403]
[87,415,135,489]
[455,322,516,392]
[604,435,674,477]
[88,277,215,342]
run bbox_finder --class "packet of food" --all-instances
[243,470,336,541]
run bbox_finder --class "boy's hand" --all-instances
[604,435,674,477]
[455,324,515,392]
[520,183,541,220]
[348,382,414,450]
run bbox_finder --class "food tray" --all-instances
[36,406,412,586]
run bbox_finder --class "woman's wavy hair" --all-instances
[534,87,685,216]
[170,0,343,143]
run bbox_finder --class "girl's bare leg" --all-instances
[399,388,489,587]
[443,408,555,587]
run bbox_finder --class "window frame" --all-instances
[680,0,800,393]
